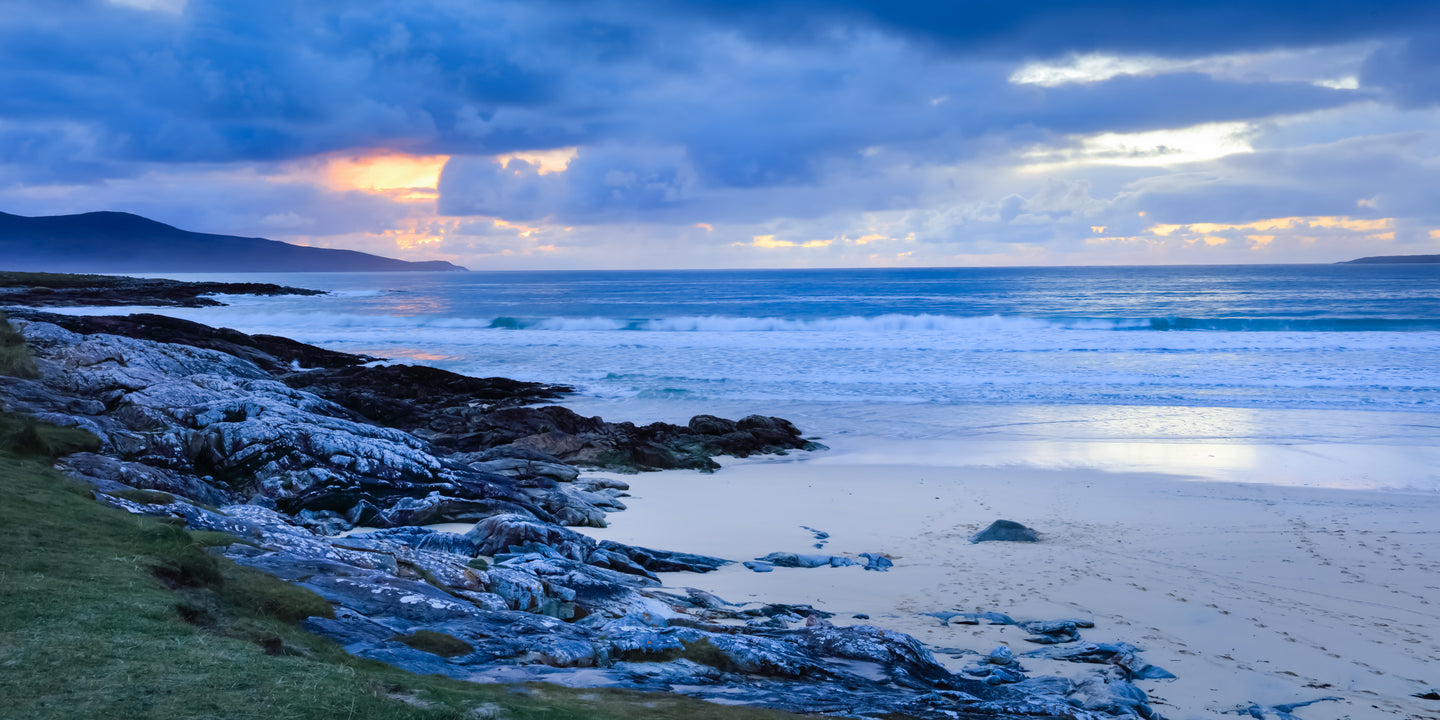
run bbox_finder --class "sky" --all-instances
[3,1,1440,269]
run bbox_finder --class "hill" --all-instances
[1340,254,1440,264]
[0,211,467,272]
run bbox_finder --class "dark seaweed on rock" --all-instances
[283,362,817,473]
[280,364,571,425]
[0,270,323,308]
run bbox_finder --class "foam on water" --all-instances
[35,265,1440,446]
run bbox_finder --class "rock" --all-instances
[282,368,818,474]
[597,540,731,573]
[466,456,581,482]
[1273,697,1344,714]
[687,414,738,435]
[986,667,1026,685]
[0,276,323,310]
[859,552,893,571]
[1067,674,1155,718]
[1018,620,1081,645]
[988,646,1015,665]
[922,611,1015,626]
[12,310,1166,720]
[1026,642,1174,681]
[757,552,856,569]
[684,588,732,609]
[280,363,570,428]
[465,513,595,561]
[351,527,479,556]
[971,520,1040,543]
[10,310,368,374]
[59,451,234,507]
[801,525,830,549]
[763,624,971,691]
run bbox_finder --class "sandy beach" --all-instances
[572,433,1440,720]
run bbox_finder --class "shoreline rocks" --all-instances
[0,271,323,308]
[0,311,1170,719]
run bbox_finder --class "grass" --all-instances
[0,441,812,720]
[106,488,178,505]
[391,631,476,658]
[0,411,103,457]
[1,310,39,378]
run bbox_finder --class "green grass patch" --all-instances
[391,630,475,658]
[188,529,258,548]
[108,488,178,505]
[0,450,810,720]
[0,311,39,378]
[0,411,103,457]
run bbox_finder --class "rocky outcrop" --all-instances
[0,270,323,308]
[278,364,571,422]
[0,315,1167,719]
[282,369,823,472]
[11,311,374,374]
[11,309,822,475]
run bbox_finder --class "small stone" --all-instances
[987,645,1014,665]
[971,520,1040,543]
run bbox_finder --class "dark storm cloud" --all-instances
[1362,39,1440,107]
[0,0,1432,230]
[642,0,1439,58]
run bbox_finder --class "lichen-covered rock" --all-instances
[466,513,596,560]
[757,551,857,568]
[1025,642,1175,681]
[597,540,731,573]
[60,451,235,507]
[1018,619,1084,645]
[1067,674,1156,717]
[766,624,969,691]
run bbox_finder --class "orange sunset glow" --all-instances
[325,152,450,201]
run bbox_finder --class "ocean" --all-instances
[76,264,1440,489]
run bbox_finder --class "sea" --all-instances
[68,264,1440,490]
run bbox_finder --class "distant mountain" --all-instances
[0,211,468,272]
[1341,254,1440,264]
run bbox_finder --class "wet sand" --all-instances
[577,436,1440,720]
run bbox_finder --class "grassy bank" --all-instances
[0,310,38,378]
[0,311,803,720]
[0,446,815,720]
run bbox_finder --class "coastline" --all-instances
[5,272,1439,719]
[578,438,1440,719]
[3,305,1129,719]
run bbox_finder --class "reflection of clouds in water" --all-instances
[809,435,1440,493]
[563,397,1440,492]
[384,348,461,363]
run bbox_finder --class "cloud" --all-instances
[1363,38,1440,107]
[2,0,1439,267]
[644,1,1440,59]
[438,145,698,222]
